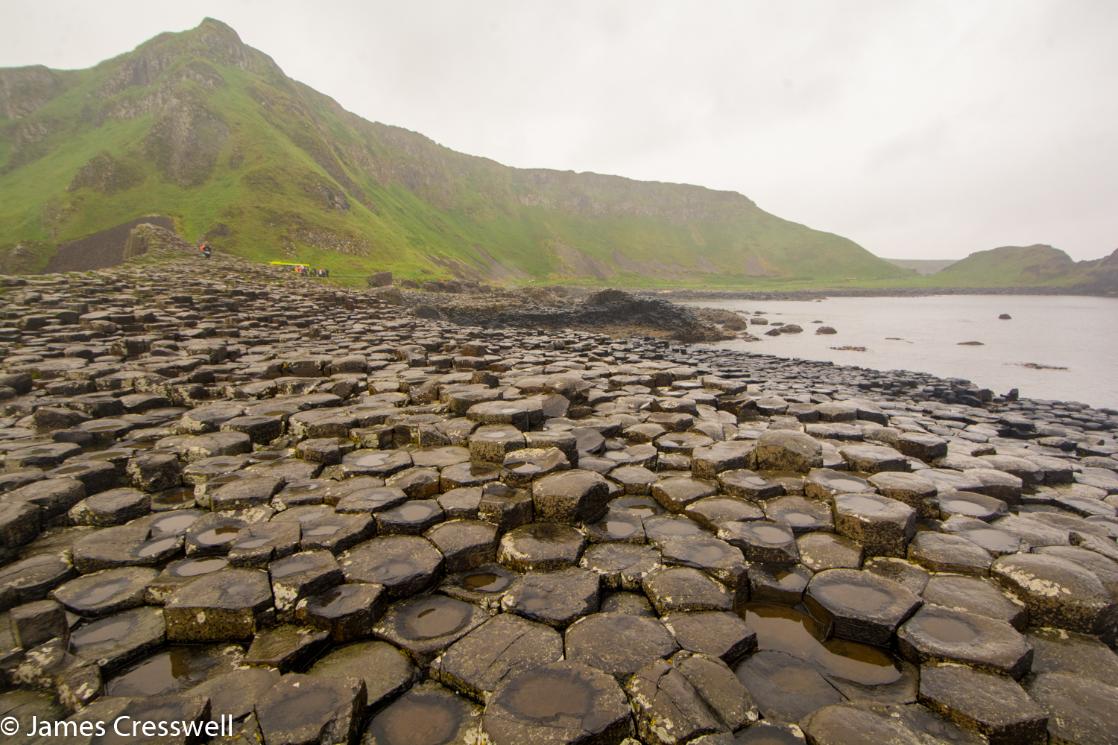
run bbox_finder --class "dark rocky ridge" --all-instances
[371,283,745,343]
[44,217,176,273]
[0,250,1116,744]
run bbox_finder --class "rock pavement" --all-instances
[1,253,1117,744]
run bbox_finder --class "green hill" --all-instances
[930,245,1078,286]
[926,244,1117,292]
[0,18,907,287]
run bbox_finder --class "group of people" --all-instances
[287,263,330,277]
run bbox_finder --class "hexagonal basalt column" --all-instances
[163,568,273,641]
[832,492,916,557]
[804,568,921,646]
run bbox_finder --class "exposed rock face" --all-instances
[0,252,1116,743]
[144,96,230,187]
[0,65,70,120]
[122,223,193,260]
[67,153,143,194]
[44,216,178,273]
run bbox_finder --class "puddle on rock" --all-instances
[366,689,464,745]
[811,582,893,614]
[601,515,643,540]
[70,617,132,647]
[149,511,201,536]
[135,536,180,558]
[75,577,132,606]
[912,614,979,644]
[399,597,474,639]
[743,603,903,686]
[394,503,437,521]
[462,571,511,592]
[192,525,242,546]
[528,523,576,542]
[168,557,229,578]
[151,487,196,511]
[105,646,239,696]
[501,667,593,722]
[750,524,793,544]
[302,523,341,538]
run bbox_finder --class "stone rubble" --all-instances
[0,253,1116,744]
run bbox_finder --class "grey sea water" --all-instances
[690,295,1118,409]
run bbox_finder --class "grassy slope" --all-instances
[0,20,910,287]
[927,245,1089,289]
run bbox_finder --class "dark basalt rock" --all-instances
[796,531,863,572]
[663,611,757,663]
[642,566,733,614]
[256,673,367,745]
[897,604,1033,677]
[992,552,1118,638]
[801,702,979,745]
[188,667,281,722]
[531,469,611,523]
[69,606,166,672]
[244,624,330,671]
[626,657,726,744]
[308,641,416,710]
[1028,671,1118,745]
[163,568,273,641]
[763,495,833,535]
[918,663,1047,745]
[340,535,444,597]
[565,611,678,678]
[297,582,388,641]
[440,564,517,609]
[908,532,993,575]
[373,593,487,665]
[501,567,601,627]
[1026,626,1118,686]
[580,542,661,591]
[482,661,632,745]
[718,520,799,564]
[832,492,916,557]
[269,549,344,614]
[920,573,1026,628]
[104,644,243,696]
[365,681,481,744]
[68,487,150,526]
[734,650,844,724]
[433,613,563,700]
[804,568,921,646]
[52,567,158,617]
[717,469,784,499]
[497,522,586,571]
[750,430,823,473]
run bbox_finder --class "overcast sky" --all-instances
[2,0,1115,260]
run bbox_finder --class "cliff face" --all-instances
[0,18,904,285]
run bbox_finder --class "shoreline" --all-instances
[652,285,1118,301]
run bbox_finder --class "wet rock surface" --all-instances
[0,254,1116,743]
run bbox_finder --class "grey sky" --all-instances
[2,0,1115,260]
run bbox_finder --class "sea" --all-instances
[688,295,1118,410]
